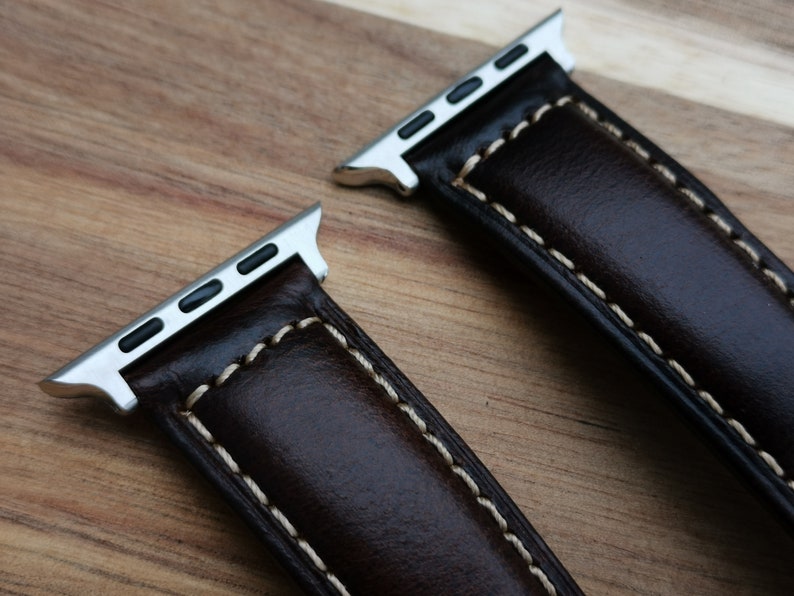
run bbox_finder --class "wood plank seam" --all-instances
[451,96,794,491]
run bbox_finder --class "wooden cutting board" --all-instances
[1,0,792,593]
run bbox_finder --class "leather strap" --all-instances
[405,55,794,530]
[123,258,583,595]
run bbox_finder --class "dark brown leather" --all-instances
[405,55,794,532]
[124,258,583,595]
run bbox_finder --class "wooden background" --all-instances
[1,0,792,593]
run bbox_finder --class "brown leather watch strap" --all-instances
[122,257,583,595]
[403,54,794,530]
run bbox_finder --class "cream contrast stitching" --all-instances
[451,96,794,491]
[182,410,352,596]
[456,95,794,308]
[184,316,559,596]
[575,101,794,308]
[183,318,350,596]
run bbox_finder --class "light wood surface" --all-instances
[1,1,792,594]
[330,0,794,127]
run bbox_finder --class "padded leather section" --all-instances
[125,259,582,595]
[406,55,794,531]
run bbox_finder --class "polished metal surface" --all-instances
[39,204,328,413]
[333,9,575,196]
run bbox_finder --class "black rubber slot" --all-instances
[179,279,223,313]
[237,243,278,275]
[398,110,435,139]
[119,318,164,353]
[446,77,483,104]
[495,44,528,69]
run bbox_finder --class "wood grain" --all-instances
[1,0,792,593]
[328,0,794,127]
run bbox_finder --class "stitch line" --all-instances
[451,97,794,492]
[588,99,793,308]
[182,410,351,596]
[183,317,349,596]
[183,316,558,594]
[464,94,794,307]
